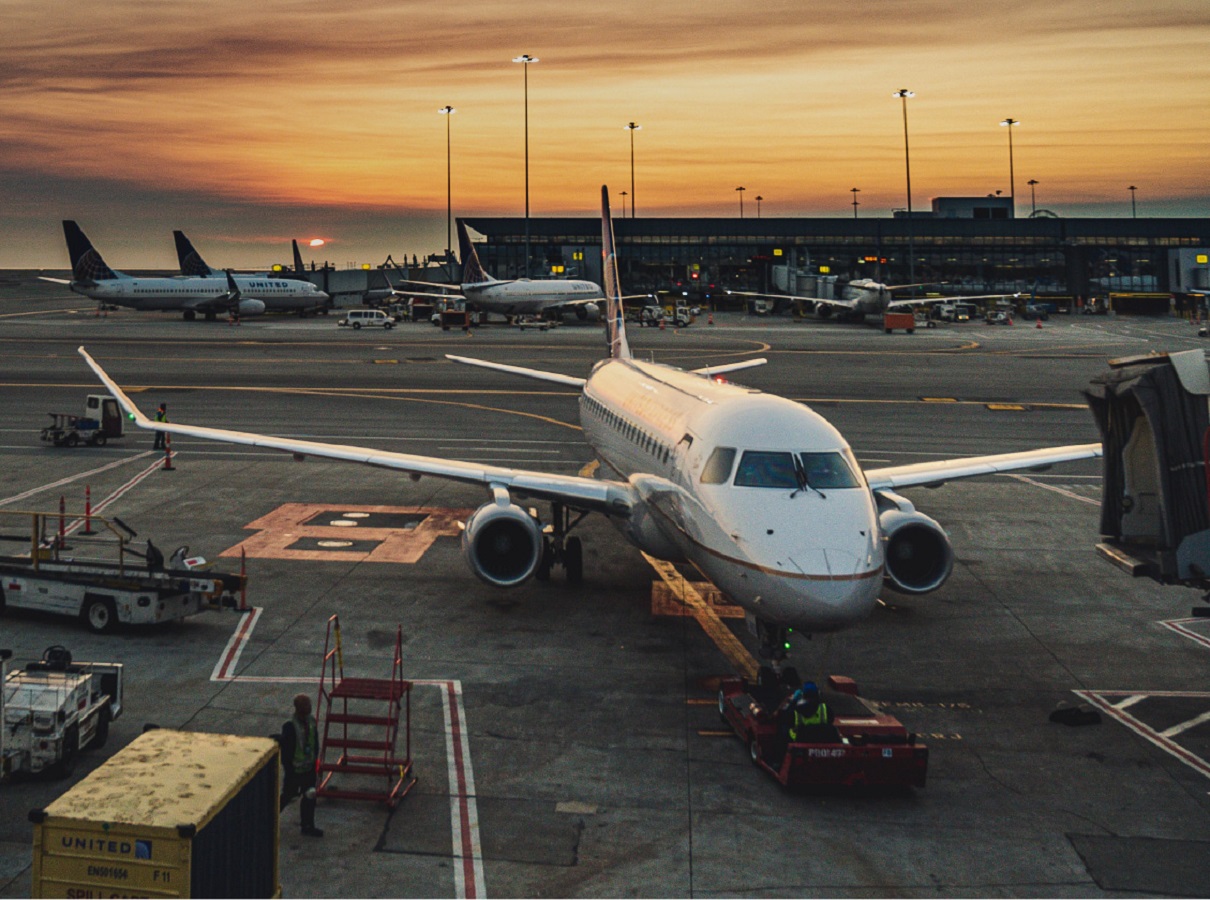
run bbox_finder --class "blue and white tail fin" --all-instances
[63,221,119,283]
[457,220,494,286]
[174,230,215,277]
[600,186,631,360]
[292,240,307,275]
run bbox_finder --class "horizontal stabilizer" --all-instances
[690,358,768,376]
[446,354,586,387]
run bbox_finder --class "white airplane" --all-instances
[732,279,1015,321]
[46,221,329,320]
[78,186,1101,662]
[388,220,604,321]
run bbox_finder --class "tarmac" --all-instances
[1,278,1209,897]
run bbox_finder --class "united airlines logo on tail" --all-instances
[600,186,631,360]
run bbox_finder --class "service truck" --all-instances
[1,646,123,779]
[0,510,245,633]
[39,394,125,448]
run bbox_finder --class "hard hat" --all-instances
[801,680,818,696]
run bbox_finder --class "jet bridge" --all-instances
[1084,349,1210,601]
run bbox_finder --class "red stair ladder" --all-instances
[315,614,417,808]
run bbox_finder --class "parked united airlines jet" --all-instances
[48,221,329,320]
[79,187,1100,661]
[391,220,603,320]
[733,279,1014,321]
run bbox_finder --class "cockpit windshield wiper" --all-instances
[791,454,826,499]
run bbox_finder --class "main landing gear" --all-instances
[536,501,586,584]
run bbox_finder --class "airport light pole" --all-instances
[625,122,640,218]
[620,190,628,218]
[438,106,455,257]
[513,54,538,277]
[736,186,746,218]
[755,195,763,218]
[1027,179,1038,216]
[1000,118,1019,217]
[850,187,860,219]
[892,89,915,288]
[1128,185,1138,218]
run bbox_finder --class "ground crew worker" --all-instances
[787,681,831,741]
[280,693,323,837]
[153,403,167,450]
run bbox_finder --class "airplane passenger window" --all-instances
[799,451,861,489]
[700,447,737,484]
[734,451,798,488]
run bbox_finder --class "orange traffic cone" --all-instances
[708,312,715,326]
[1036,318,1043,329]
[163,434,175,471]
[659,317,666,331]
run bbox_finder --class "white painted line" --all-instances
[0,451,155,507]
[1005,473,1101,505]
[210,611,485,898]
[1162,709,1210,739]
[1075,690,1210,781]
[1113,694,1146,710]
[1162,618,1210,651]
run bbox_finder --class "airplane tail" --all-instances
[292,240,306,275]
[174,230,215,277]
[457,220,494,286]
[600,186,631,360]
[63,221,119,283]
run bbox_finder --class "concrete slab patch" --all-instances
[1069,834,1210,897]
[221,503,471,563]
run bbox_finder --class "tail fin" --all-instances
[292,240,306,275]
[601,186,631,360]
[63,221,118,283]
[174,230,214,276]
[456,220,493,285]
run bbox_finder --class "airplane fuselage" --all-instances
[72,274,328,312]
[579,358,883,632]
[463,279,602,316]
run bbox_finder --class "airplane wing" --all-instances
[885,292,1020,311]
[690,358,768,377]
[725,289,860,313]
[78,347,632,517]
[446,354,587,387]
[864,443,1102,491]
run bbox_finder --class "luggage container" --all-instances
[30,730,280,899]
[882,311,916,333]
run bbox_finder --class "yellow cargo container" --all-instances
[30,729,280,898]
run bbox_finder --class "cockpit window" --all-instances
[700,447,737,484]
[799,451,861,488]
[733,450,862,489]
[734,451,797,488]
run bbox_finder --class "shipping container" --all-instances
[30,730,280,898]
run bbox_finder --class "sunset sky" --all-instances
[3,0,1208,269]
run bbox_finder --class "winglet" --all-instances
[601,186,631,360]
[77,347,153,427]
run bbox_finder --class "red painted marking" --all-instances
[447,681,477,898]
[218,612,258,680]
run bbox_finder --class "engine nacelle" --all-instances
[238,298,267,317]
[878,501,954,595]
[462,499,543,588]
[574,302,601,322]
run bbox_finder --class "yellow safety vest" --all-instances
[290,715,318,774]
[789,702,829,741]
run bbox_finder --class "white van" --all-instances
[338,308,394,330]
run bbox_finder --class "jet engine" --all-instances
[237,298,266,317]
[462,499,543,587]
[574,302,601,322]
[876,492,954,595]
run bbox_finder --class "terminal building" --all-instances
[463,199,1210,314]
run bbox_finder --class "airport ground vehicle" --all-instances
[0,510,244,633]
[39,394,124,448]
[637,305,691,327]
[1021,303,1051,320]
[1,645,123,779]
[717,670,928,789]
[30,729,280,898]
[338,308,394,329]
[882,311,916,333]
